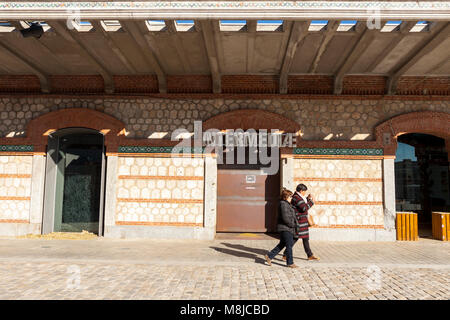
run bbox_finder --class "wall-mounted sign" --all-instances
[246,175,256,183]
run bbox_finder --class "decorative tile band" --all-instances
[315,201,383,206]
[1,2,447,10]
[0,174,32,179]
[295,177,382,182]
[0,145,33,153]
[117,198,203,204]
[118,146,204,154]
[118,175,203,181]
[1,2,448,21]
[116,221,202,227]
[293,148,383,156]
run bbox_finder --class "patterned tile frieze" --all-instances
[0,145,33,153]
[1,2,448,21]
[118,146,204,154]
[293,148,383,156]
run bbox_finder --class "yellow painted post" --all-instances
[406,214,410,240]
[402,213,406,240]
[432,212,450,241]
[445,214,449,241]
[396,212,418,241]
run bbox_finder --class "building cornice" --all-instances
[0,1,449,20]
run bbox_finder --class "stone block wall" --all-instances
[0,155,32,222]
[0,96,448,141]
[293,158,384,228]
[115,156,204,226]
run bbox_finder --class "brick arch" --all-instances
[375,111,450,157]
[27,108,125,153]
[202,109,301,134]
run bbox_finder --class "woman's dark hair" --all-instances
[296,184,308,192]
[280,188,293,200]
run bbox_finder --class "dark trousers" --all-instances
[267,231,294,265]
[283,238,313,258]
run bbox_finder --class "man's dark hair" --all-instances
[296,184,308,192]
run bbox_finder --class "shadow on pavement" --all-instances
[220,242,309,262]
[210,246,267,265]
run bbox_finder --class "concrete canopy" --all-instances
[0,1,448,94]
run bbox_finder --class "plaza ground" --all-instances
[0,235,449,300]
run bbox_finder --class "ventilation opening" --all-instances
[308,20,328,32]
[175,20,195,32]
[101,20,122,32]
[337,20,357,32]
[220,20,247,32]
[146,20,166,32]
[410,21,431,33]
[381,21,402,32]
[256,20,283,32]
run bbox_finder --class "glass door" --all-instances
[43,128,105,235]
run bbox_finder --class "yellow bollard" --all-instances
[432,212,450,241]
[396,212,418,241]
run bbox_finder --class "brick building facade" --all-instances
[0,1,449,240]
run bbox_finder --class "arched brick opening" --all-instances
[26,108,125,153]
[375,111,450,159]
[202,109,301,135]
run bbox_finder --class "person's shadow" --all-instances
[210,242,299,266]
[209,246,269,265]
[211,242,308,264]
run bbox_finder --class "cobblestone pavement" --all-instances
[0,237,449,300]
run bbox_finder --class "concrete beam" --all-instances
[48,20,115,93]
[199,20,221,93]
[120,20,167,93]
[90,20,137,74]
[308,20,339,74]
[279,21,309,94]
[386,22,450,94]
[365,21,417,73]
[334,22,378,95]
[9,21,72,75]
[0,36,50,93]
[246,20,257,73]
[165,20,192,73]
[426,51,450,74]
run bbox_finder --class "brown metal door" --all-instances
[217,167,280,232]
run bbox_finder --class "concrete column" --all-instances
[203,156,217,234]
[281,156,294,191]
[104,155,118,229]
[382,158,396,231]
[29,155,46,231]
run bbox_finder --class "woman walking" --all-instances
[264,188,300,268]
[285,183,320,261]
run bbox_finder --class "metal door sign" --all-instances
[246,175,256,183]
